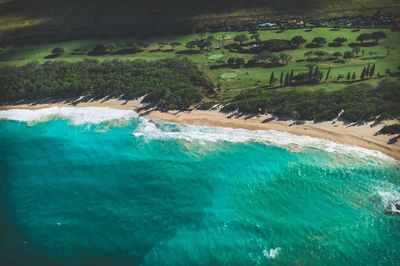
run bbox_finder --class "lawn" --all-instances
[0,27,399,99]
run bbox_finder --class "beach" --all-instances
[1,98,399,160]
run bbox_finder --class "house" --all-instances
[257,22,276,28]
[287,20,304,28]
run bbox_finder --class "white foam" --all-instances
[263,247,281,259]
[0,107,137,125]
[0,107,395,160]
[133,118,395,160]
[378,190,400,214]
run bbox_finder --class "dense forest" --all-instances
[222,79,400,121]
[0,59,212,110]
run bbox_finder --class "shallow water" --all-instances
[0,108,399,265]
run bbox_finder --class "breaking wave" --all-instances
[133,117,395,160]
[0,107,137,125]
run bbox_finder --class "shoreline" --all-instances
[1,99,399,160]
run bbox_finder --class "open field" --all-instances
[1,27,399,98]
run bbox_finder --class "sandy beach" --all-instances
[1,99,399,160]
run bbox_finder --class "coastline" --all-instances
[1,99,399,160]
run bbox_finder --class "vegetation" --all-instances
[0,26,399,122]
[222,79,400,122]
[0,59,212,110]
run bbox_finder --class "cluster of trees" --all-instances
[50,41,150,57]
[157,41,182,51]
[305,37,327,48]
[185,34,215,52]
[222,79,400,122]
[340,64,376,82]
[356,31,387,44]
[0,59,212,110]
[268,66,324,86]
[328,37,348,47]
[304,47,361,62]
[360,63,376,79]
[247,51,291,67]
[88,41,149,55]
[220,51,291,68]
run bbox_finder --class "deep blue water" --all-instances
[0,109,399,265]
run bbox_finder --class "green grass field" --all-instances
[1,27,399,99]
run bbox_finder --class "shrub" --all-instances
[305,43,323,48]
[290,36,307,47]
[332,52,342,57]
[51,47,65,56]
[343,51,354,59]
[312,37,327,44]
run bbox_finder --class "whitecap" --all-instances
[263,247,281,259]
[378,189,400,214]
[133,117,395,161]
[0,107,137,125]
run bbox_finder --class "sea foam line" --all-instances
[0,107,395,160]
[133,117,395,161]
[0,107,137,125]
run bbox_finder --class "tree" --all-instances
[251,32,261,42]
[325,67,331,81]
[333,37,347,44]
[312,37,327,45]
[370,64,376,77]
[307,64,314,80]
[313,66,320,81]
[352,46,361,57]
[289,69,294,81]
[217,34,227,49]
[51,47,65,56]
[280,72,284,85]
[332,52,342,57]
[370,31,387,43]
[361,67,366,79]
[385,46,394,57]
[356,33,371,43]
[158,42,167,50]
[347,72,351,80]
[186,40,197,51]
[279,53,292,64]
[196,39,212,51]
[366,64,371,77]
[284,72,290,85]
[255,51,281,65]
[352,72,356,80]
[304,51,314,59]
[234,34,249,46]
[170,42,181,50]
[227,57,245,68]
[269,72,275,85]
[291,36,307,47]
[343,51,354,59]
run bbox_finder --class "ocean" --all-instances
[0,107,399,265]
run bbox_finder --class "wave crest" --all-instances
[133,118,394,160]
[0,107,137,125]
[378,190,400,215]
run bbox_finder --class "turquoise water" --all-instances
[0,109,399,265]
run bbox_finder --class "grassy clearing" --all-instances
[0,28,399,99]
